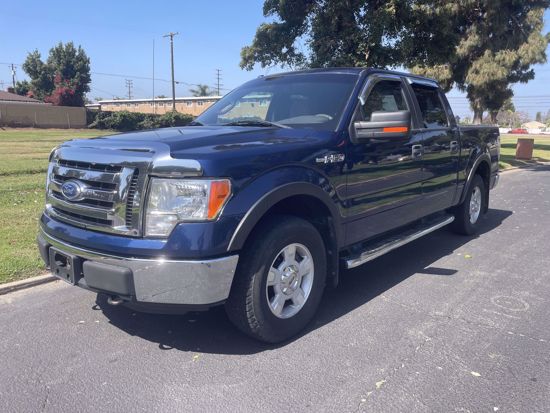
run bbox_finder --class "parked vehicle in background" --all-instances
[510,128,528,134]
[38,68,500,342]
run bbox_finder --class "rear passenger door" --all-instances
[407,81,458,214]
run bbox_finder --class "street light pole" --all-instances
[163,32,179,112]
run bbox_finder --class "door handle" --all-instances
[411,144,423,159]
[450,141,459,154]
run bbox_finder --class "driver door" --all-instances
[344,75,425,245]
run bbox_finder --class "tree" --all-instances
[243,1,549,125]
[240,0,412,70]
[13,80,31,97]
[411,1,550,124]
[190,84,212,97]
[21,42,91,106]
[496,98,518,127]
[536,112,542,122]
[516,111,531,126]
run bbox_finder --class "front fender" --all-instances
[224,166,344,252]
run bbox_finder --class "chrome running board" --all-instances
[344,215,455,269]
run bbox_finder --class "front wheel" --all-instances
[225,215,327,343]
[452,174,486,235]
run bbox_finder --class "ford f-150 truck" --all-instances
[37,68,499,343]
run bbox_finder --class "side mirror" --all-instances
[353,110,411,141]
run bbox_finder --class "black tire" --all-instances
[452,174,486,235]
[225,215,327,343]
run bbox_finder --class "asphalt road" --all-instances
[1,166,549,413]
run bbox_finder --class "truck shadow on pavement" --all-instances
[95,208,512,355]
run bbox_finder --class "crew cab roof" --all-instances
[262,67,439,86]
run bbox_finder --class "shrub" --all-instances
[88,110,194,131]
[157,111,194,127]
[86,109,99,125]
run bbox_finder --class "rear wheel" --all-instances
[452,174,486,235]
[225,215,327,343]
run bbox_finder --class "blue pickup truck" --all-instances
[38,68,499,342]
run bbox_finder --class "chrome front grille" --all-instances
[46,158,143,236]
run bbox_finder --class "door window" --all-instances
[411,84,449,128]
[361,80,408,121]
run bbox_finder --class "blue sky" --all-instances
[1,1,549,119]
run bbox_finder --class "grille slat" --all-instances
[125,171,140,227]
[53,174,117,191]
[51,190,114,209]
[51,207,113,226]
[58,159,123,173]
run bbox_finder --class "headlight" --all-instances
[145,178,231,237]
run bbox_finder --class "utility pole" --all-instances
[152,39,156,114]
[125,79,133,99]
[10,64,16,89]
[163,32,179,112]
[215,69,222,96]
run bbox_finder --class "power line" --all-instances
[163,32,179,112]
[90,85,117,98]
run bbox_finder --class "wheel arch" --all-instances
[228,182,343,287]
[459,152,491,209]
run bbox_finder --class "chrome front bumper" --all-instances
[37,229,239,306]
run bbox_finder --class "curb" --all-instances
[500,161,550,173]
[0,274,57,296]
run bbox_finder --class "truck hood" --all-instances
[64,126,338,180]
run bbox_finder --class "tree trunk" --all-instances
[473,108,484,124]
[490,111,498,125]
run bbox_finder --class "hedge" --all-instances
[87,110,194,131]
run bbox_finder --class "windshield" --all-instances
[196,73,359,130]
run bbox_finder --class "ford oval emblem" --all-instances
[61,180,84,201]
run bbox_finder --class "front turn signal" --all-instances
[208,180,231,219]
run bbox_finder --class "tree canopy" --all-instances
[241,0,412,70]
[242,0,550,123]
[411,1,550,123]
[18,42,91,106]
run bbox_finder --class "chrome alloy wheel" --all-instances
[469,186,482,224]
[266,243,315,319]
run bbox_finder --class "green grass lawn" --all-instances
[0,128,113,284]
[499,134,550,170]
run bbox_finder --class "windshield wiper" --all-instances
[222,120,290,129]
[187,120,204,126]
